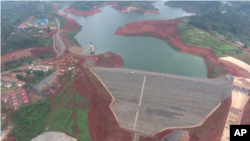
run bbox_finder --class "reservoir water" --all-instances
[58,1,207,78]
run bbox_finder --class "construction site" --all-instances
[91,67,233,136]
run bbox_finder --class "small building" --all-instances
[33,66,49,73]
[17,81,26,87]
[9,77,18,82]
[1,76,10,81]
[1,95,9,103]
[10,91,19,106]
[19,89,29,104]
[4,82,12,88]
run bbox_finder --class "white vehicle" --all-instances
[130,72,134,74]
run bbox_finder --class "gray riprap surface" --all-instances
[91,67,232,135]
[31,131,77,141]
[31,72,56,94]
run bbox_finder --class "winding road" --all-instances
[53,17,66,56]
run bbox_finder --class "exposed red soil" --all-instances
[112,2,119,9]
[64,8,101,17]
[93,2,109,9]
[1,45,54,67]
[115,19,250,78]
[95,52,124,68]
[57,13,66,17]
[75,101,90,109]
[44,30,57,38]
[52,6,61,13]
[144,10,160,15]
[61,17,82,31]
[71,58,132,141]
[120,5,143,14]
[241,98,250,125]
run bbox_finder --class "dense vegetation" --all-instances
[188,9,250,46]
[177,23,242,57]
[1,1,53,42]
[69,1,108,11]
[10,99,51,141]
[2,52,53,72]
[116,1,158,10]
[165,1,250,47]
[70,0,156,11]
[165,1,221,13]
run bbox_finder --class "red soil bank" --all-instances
[115,19,250,78]
[120,5,143,14]
[44,30,57,38]
[61,17,81,31]
[93,2,109,9]
[57,13,66,17]
[112,2,119,9]
[64,8,101,17]
[144,10,160,15]
[241,99,250,125]
[74,59,132,141]
[1,45,54,67]
[95,52,124,68]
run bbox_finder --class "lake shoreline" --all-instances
[115,19,250,78]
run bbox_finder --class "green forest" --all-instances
[165,1,250,47]
[69,1,109,11]
[70,0,156,11]
[165,1,221,13]
[10,99,51,141]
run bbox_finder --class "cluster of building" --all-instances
[17,18,49,30]
[1,89,29,107]
[1,76,26,88]
[32,65,50,73]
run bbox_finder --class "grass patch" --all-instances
[66,31,81,47]
[75,94,88,103]
[177,23,241,56]
[49,108,73,131]
[65,118,75,136]
[58,16,67,28]
[44,38,52,46]
[76,108,90,141]
[11,99,51,141]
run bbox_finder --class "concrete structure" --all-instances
[31,132,77,141]
[91,67,232,136]
[90,43,95,54]
[16,81,26,87]
[33,66,49,73]
[9,77,18,82]
[4,82,12,88]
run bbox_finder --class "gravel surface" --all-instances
[92,67,232,135]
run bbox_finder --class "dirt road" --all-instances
[54,18,66,56]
